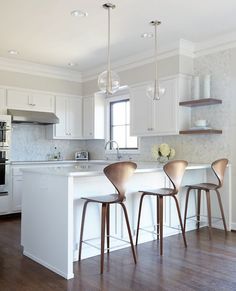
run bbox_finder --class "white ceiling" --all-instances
[1,0,236,74]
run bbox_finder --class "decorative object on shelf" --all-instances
[151,143,175,163]
[193,75,200,100]
[98,3,120,95]
[194,119,209,127]
[203,74,211,98]
[146,20,165,101]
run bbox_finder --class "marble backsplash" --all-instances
[11,124,86,161]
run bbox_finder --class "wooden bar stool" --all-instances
[78,161,137,274]
[136,160,188,255]
[184,158,228,239]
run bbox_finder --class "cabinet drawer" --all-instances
[12,168,23,176]
[0,194,9,213]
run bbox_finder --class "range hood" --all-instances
[7,109,59,125]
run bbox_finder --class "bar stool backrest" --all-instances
[211,158,228,188]
[164,160,188,193]
[103,161,137,202]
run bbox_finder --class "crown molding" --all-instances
[195,31,236,57]
[0,57,82,83]
[82,39,195,82]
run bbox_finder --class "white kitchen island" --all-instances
[21,162,231,279]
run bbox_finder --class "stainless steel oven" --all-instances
[0,150,9,194]
[0,115,11,148]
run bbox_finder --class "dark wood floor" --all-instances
[1,216,236,291]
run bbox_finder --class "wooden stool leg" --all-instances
[173,195,187,248]
[135,193,146,245]
[205,190,212,240]
[215,189,227,234]
[100,203,107,274]
[79,200,89,261]
[159,196,163,255]
[156,196,159,240]
[184,188,191,232]
[120,202,137,264]
[197,189,201,229]
[106,204,110,253]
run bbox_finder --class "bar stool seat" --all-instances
[142,188,177,196]
[185,183,218,191]
[135,160,188,256]
[81,194,120,204]
[78,161,137,274]
[184,158,228,239]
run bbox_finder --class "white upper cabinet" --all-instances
[130,74,191,136]
[83,93,105,139]
[130,84,155,136]
[6,89,54,112]
[67,97,82,138]
[48,95,83,139]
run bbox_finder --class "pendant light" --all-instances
[98,3,120,95]
[146,20,165,101]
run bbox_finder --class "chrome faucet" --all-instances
[104,140,122,160]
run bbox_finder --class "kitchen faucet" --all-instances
[104,140,122,160]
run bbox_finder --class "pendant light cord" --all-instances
[107,6,111,93]
[154,22,159,100]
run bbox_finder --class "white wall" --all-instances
[82,55,193,96]
[0,69,82,95]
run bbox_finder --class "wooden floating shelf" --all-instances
[179,129,222,135]
[179,98,222,107]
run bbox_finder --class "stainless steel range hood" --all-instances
[7,109,59,125]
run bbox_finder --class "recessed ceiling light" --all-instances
[141,32,153,38]
[68,62,77,67]
[8,49,19,55]
[70,10,88,17]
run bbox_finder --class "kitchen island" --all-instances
[21,162,231,279]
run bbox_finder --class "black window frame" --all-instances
[109,98,138,150]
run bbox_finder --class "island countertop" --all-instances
[21,161,211,177]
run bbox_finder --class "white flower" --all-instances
[151,144,160,160]
[169,148,175,159]
[159,143,170,157]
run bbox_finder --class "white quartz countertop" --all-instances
[21,161,211,177]
[11,160,80,165]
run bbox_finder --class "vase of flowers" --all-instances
[151,143,175,163]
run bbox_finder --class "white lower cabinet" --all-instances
[12,175,23,211]
[11,167,23,212]
[130,74,191,136]
[48,95,83,139]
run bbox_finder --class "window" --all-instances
[109,99,138,150]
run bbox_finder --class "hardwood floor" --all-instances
[1,216,236,291]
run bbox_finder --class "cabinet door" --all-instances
[54,96,67,138]
[83,96,94,139]
[32,92,54,112]
[68,97,82,139]
[7,89,31,110]
[130,85,155,136]
[155,78,178,134]
[12,176,23,211]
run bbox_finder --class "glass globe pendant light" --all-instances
[146,20,165,101]
[98,3,120,95]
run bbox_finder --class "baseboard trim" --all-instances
[23,250,74,280]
